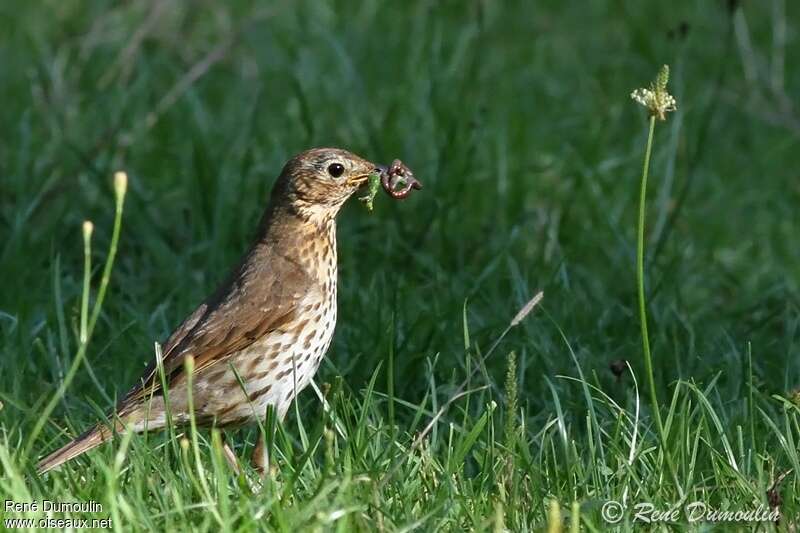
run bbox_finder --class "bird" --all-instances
[38,147,388,474]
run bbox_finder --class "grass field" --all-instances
[1,1,799,530]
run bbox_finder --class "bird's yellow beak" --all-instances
[346,173,371,187]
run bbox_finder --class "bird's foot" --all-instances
[251,435,269,477]
[221,440,241,476]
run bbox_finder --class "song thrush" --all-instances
[38,147,405,474]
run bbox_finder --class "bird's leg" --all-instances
[251,434,268,476]
[219,434,241,475]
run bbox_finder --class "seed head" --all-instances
[114,171,128,209]
[631,65,677,121]
[82,220,94,241]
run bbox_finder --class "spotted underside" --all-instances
[122,212,339,432]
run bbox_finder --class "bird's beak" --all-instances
[347,164,385,187]
[346,174,371,187]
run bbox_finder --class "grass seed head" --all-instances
[631,64,677,120]
[82,220,94,240]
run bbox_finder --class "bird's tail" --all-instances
[36,425,112,474]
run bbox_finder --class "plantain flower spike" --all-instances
[631,64,677,121]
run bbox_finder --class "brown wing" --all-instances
[120,246,311,407]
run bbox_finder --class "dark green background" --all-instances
[0,1,798,526]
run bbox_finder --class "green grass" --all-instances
[1,0,799,530]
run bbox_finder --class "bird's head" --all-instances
[272,147,382,220]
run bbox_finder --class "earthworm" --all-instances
[379,159,422,199]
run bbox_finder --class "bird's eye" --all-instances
[327,163,345,178]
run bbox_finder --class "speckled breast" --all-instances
[200,222,339,425]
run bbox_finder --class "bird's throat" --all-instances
[260,202,338,283]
